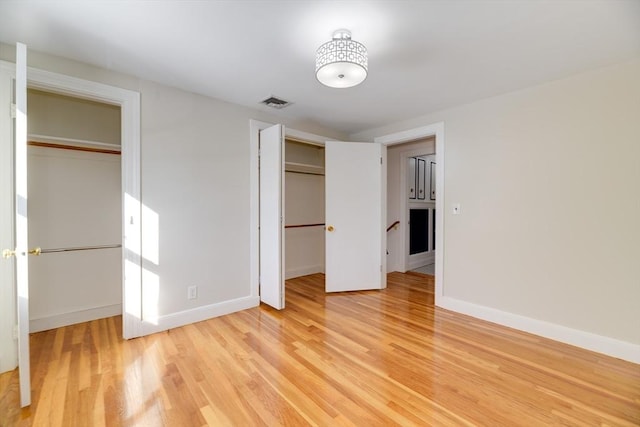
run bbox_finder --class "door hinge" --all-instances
[380,157,383,164]
[10,103,16,119]
[12,324,18,339]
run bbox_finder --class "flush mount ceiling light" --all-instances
[316,29,368,88]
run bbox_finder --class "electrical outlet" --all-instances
[187,285,198,300]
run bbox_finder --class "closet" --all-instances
[27,89,122,331]
[284,139,325,279]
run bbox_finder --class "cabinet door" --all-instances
[417,158,426,200]
[430,161,436,200]
[408,157,416,199]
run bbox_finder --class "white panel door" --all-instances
[15,43,32,407]
[259,124,285,309]
[325,141,386,292]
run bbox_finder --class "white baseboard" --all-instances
[285,265,324,280]
[30,303,122,332]
[407,254,435,270]
[437,296,640,364]
[141,295,259,336]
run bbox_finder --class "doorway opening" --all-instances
[385,137,436,275]
[283,138,326,281]
[375,122,445,305]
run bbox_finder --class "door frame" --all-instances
[375,122,445,305]
[0,59,142,349]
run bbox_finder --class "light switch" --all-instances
[452,203,461,215]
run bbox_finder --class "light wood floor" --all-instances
[1,272,639,426]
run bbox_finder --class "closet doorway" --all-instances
[284,139,326,280]
[253,121,386,309]
[27,89,122,332]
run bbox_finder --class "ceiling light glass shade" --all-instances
[316,29,368,88]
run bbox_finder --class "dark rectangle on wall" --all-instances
[410,209,429,254]
[417,158,426,200]
[430,161,436,200]
[432,209,436,251]
[408,157,416,199]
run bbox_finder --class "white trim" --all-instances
[249,120,272,301]
[286,128,327,146]
[407,253,435,271]
[375,122,445,305]
[30,304,122,333]
[141,296,259,336]
[0,60,143,340]
[438,296,640,364]
[285,265,324,280]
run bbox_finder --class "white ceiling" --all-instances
[1,1,639,135]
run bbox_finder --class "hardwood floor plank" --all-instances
[1,272,639,426]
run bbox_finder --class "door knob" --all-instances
[2,247,41,258]
[327,225,335,232]
[2,249,15,258]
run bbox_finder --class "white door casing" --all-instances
[325,141,386,292]
[259,124,285,309]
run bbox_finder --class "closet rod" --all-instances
[34,244,122,254]
[284,223,325,229]
[284,170,324,176]
[28,141,121,155]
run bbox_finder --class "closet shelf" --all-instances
[28,133,121,151]
[284,161,325,175]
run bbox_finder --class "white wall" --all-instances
[27,147,122,330]
[353,59,640,359]
[285,172,325,279]
[28,89,120,145]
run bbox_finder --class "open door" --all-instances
[258,124,285,309]
[0,43,32,407]
[325,141,386,292]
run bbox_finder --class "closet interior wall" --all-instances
[27,89,122,331]
[284,139,325,279]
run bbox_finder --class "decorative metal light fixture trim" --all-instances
[316,29,368,88]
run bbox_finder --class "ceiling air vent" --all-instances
[260,96,292,109]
